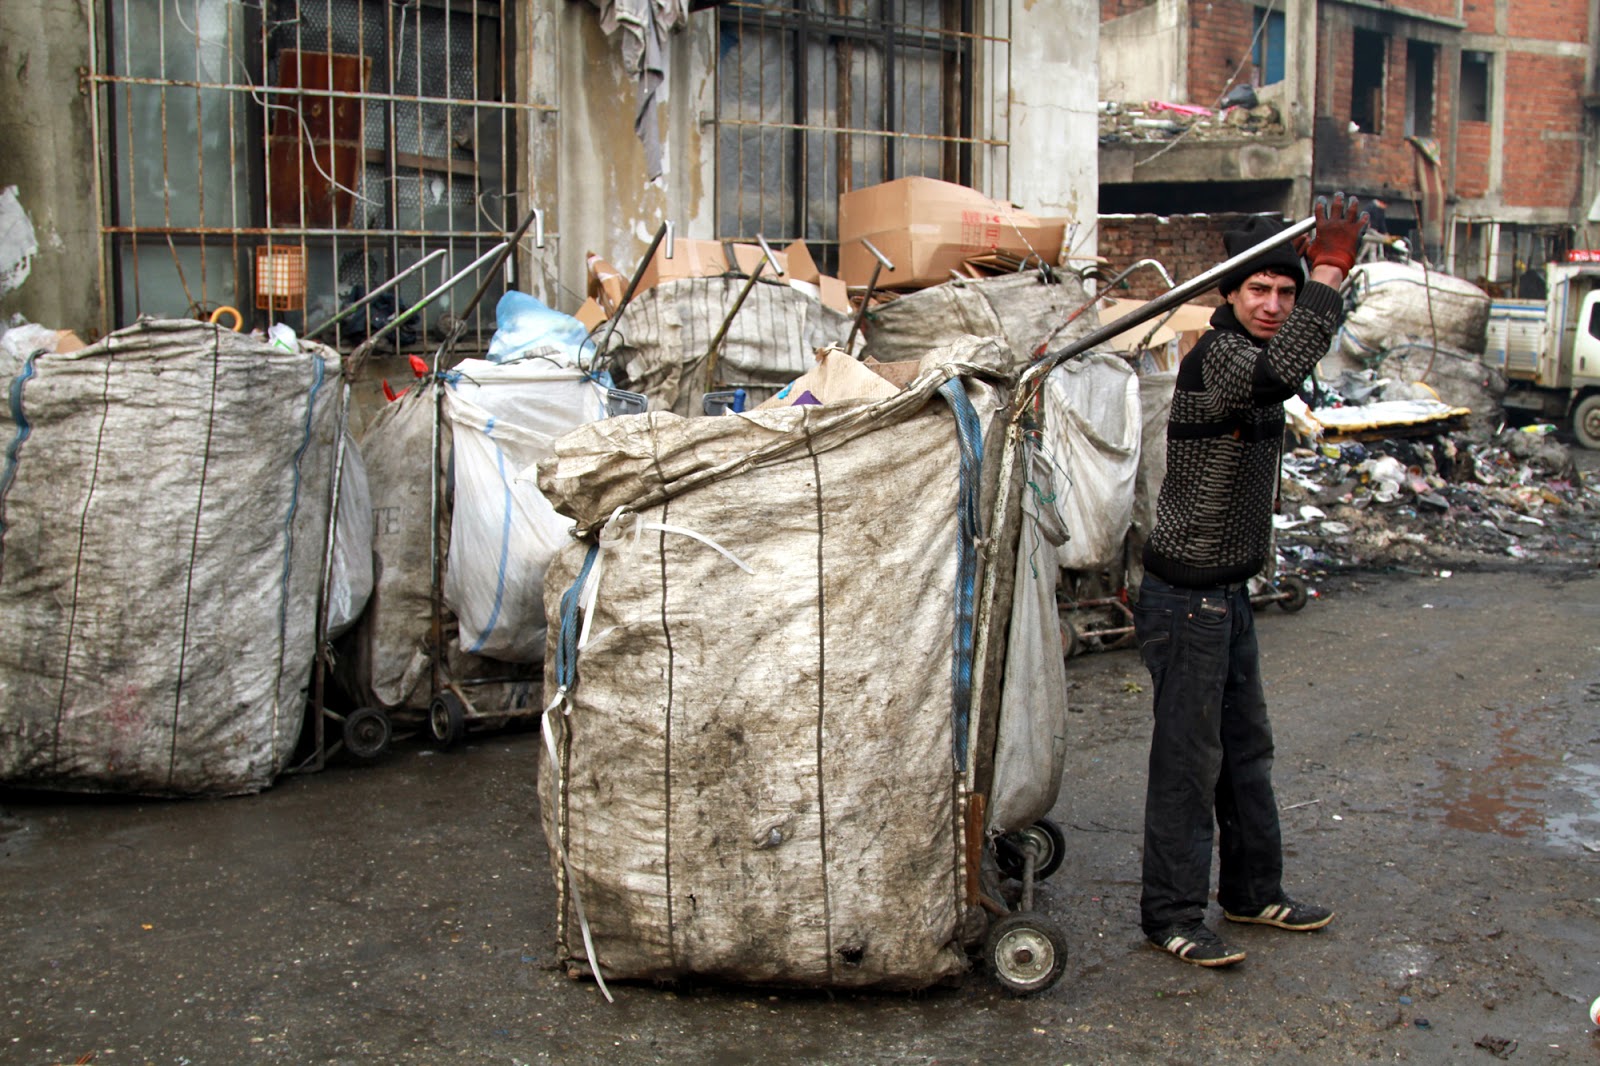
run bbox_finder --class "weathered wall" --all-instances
[1006,0,1101,231]
[0,0,102,335]
[1096,211,1263,303]
[1100,0,1185,103]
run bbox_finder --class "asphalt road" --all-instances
[4,560,1599,1065]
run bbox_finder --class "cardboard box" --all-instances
[638,238,730,292]
[1097,298,1214,354]
[837,177,1065,291]
[573,297,608,332]
[586,254,625,316]
[728,242,786,279]
[783,240,852,314]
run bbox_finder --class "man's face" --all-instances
[1225,271,1298,340]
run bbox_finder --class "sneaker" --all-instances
[1223,897,1334,931]
[1148,923,1247,967]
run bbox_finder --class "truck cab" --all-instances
[1485,261,1600,447]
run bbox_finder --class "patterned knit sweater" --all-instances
[1143,281,1344,588]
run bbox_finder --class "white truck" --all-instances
[1484,259,1600,448]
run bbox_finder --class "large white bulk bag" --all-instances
[1045,352,1142,573]
[442,360,609,662]
[0,320,340,795]
[534,340,1025,989]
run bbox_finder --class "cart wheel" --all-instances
[1275,574,1309,613]
[429,692,466,749]
[343,707,392,761]
[995,818,1067,882]
[985,912,1068,996]
[1062,620,1081,659]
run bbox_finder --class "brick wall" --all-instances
[1454,122,1492,199]
[1097,212,1277,304]
[1501,53,1586,208]
[1508,0,1590,42]
[1186,0,1262,105]
[1317,21,1456,196]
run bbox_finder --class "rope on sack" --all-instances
[574,509,756,653]
[544,505,758,1002]
[938,377,984,772]
[543,541,615,1003]
[0,347,41,551]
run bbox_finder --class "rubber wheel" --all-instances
[429,691,466,749]
[1062,619,1081,660]
[995,817,1067,882]
[985,912,1068,996]
[342,706,392,761]
[1572,392,1600,450]
[1275,574,1309,613]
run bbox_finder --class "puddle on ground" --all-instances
[1428,701,1600,852]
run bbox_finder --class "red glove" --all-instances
[1298,193,1369,274]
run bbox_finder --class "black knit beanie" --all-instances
[1217,215,1305,296]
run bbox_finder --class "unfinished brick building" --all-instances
[1096,0,1597,298]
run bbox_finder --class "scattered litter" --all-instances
[1473,1034,1517,1059]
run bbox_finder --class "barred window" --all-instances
[713,0,1007,272]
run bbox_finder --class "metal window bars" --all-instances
[88,0,549,350]
[712,0,1011,274]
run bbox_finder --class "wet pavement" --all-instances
[5,565,1600,1064]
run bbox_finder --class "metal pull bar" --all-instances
[1019,214,1316,405]
[596,220,675,363]
[845,237,895,356]
[304,248,447,340]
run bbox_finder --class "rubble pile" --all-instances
[1097,100,1287,146]
[1277,429,1600,572]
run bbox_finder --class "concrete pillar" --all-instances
[0,0,103,335]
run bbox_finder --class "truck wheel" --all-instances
[1572,393,1600,450]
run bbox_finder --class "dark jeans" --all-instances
[1133,573,1283,936]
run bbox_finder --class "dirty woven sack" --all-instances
[1043,351,1141,573]
[862,270,1096,368]
[1333,262,1491,368]
[442,359,610,661]
[536,338,1013,989]
[334,387,536,715]
[0,320,340,796]
[604,277,852,415]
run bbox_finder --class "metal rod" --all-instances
[456,206,543,333]
[1035,257,1176,357]
[363,240,508,349]
[702,236,777,391]
[83,71,559,113]
[845,237,895,355]
[596,220,675,362]
[1022,214,1317,403]
[305,248,446,338]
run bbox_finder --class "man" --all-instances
[1133,194,1367,967]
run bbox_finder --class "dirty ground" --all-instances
[4,469,1600,1065]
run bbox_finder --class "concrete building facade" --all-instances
[1097,0,1600,297]
[0,0,1099,346]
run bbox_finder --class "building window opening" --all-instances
[714,0,1004,274]
[1350,28,1386,134]
[1460,50,1490,123]
[1405,39,1436,137]
[1251,6,1285,87]
[96,0,531,350]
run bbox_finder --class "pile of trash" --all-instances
[1277,428,1599,572]
[1097,97,1286,146]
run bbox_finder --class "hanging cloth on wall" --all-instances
[589,0,686,181]
[1406,135,1447,261]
